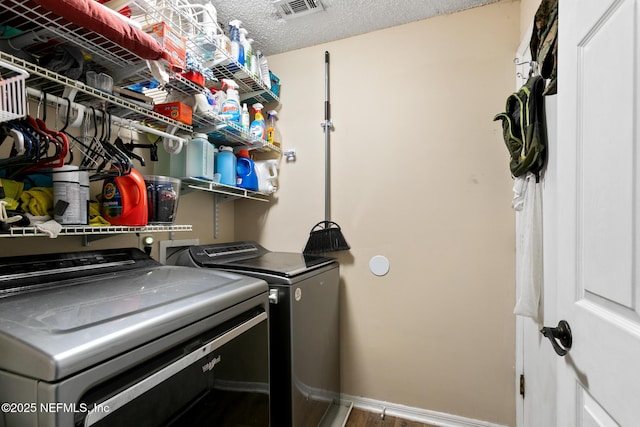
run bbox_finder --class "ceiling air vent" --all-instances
[272,0,325,20]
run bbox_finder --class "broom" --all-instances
[303,51,350,254]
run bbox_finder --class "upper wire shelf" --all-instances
[0,50,192,132]
[1,0,281,152]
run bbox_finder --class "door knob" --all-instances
[540,320,572,356]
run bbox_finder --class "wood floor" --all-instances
[345,408,438,427]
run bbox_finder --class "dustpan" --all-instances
[303,51,350,254]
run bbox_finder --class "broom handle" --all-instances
[324,51,331,222]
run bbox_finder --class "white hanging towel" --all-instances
[513,173,543,321]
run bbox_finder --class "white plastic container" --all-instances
[185,133,215,180]
[52,165,81,224]
[255,159,278,193]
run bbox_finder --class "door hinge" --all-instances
[520,374,525,398]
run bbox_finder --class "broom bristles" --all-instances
[303,221,350,254]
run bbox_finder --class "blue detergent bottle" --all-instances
[216,146,237,186]
[236,149,258,191]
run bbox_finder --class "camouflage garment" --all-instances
[529,0,558,95]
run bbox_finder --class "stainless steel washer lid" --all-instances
[0,265,267,382]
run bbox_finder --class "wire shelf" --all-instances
[183,178,271,202]
[0,224,192,238]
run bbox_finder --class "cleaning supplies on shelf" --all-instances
[241,103,250,133]
[219,79,241,123]
[214,31,231,63]
[101,167,148,226]
[256,50,271,89]
[249,103,266,140]
[228,20,243,65]
[211,86,226,115]
[52,165,82,225]
[266,110,281,147]
[185,133,216,180]
[255,159,278,194]
[194,1,217,63]
[236,149,258,191]
[246,37,256,77]
[239,27,250,69]
[216,146,237,186]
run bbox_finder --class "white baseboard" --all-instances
[341,394,510,427]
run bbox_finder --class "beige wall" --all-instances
[1,0,522,425]
[235,0,521,425]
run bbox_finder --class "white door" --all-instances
[555,0,640,426]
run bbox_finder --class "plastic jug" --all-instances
[254,159,278,193]
[236,150,258,191]
[101,168,148,226]
[216,146,236,186]
[185,133,215,180]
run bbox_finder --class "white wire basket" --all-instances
[0,60,29,123]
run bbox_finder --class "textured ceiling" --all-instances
[207,0,501,56]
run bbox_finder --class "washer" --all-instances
[0,247,270,426]
[168,241,344,427]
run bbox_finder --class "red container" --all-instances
[101,168,148,226]
[181,71,205,87]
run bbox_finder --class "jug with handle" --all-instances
[254,159,278,194]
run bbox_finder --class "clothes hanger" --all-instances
[114,123,145,167]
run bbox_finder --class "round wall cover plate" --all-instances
[369,255,390,276]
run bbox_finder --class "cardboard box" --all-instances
[153,102,192,125]
[143,22,186,71]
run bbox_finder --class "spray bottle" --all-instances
[239,28,251,70]
[266,110,281,148]
[241,103,250,133]
[249,103,266,140]
[210,86,226,115]
[246,37,256,76]
[256,50,271,89]
[229,20,243,65]
[220,79,240,123]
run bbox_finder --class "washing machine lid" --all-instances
[185,241,335,277]
[0,248,268,382]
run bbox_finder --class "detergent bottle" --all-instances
[220,79,240,123]
[216,146,237,186]
[266,110,281,148]
[236,149,258,191]
[101,167,148,226]
[249,103,266,141]
[255,159,279,193]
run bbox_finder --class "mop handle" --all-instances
[324,51,330,122]
[324,51,331,222]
